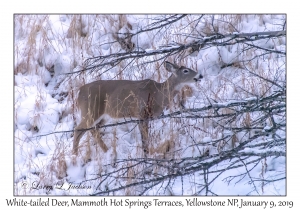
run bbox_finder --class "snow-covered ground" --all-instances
[14,15,286,195]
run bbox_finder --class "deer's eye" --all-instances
[183,69,189,73]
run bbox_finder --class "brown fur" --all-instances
[73,62,203,156]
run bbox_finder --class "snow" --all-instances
[14,14,286,196]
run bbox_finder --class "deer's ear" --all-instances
[164,61,180,74]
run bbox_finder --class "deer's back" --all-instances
[78,79,167,118]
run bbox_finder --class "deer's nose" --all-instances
[194,74,203,82]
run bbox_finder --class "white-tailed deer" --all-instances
[73,61,203,156]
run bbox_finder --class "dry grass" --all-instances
[14,14,285,195]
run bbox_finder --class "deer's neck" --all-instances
[159,75,183,107]
[163,75,181,94]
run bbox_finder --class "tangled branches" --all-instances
[86,86,286,195]
[62,15,286,195]
[73,30,285,75]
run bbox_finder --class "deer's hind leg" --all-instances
[74,118,108,155]
[73,121,88,155]
[90,119,108,153]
